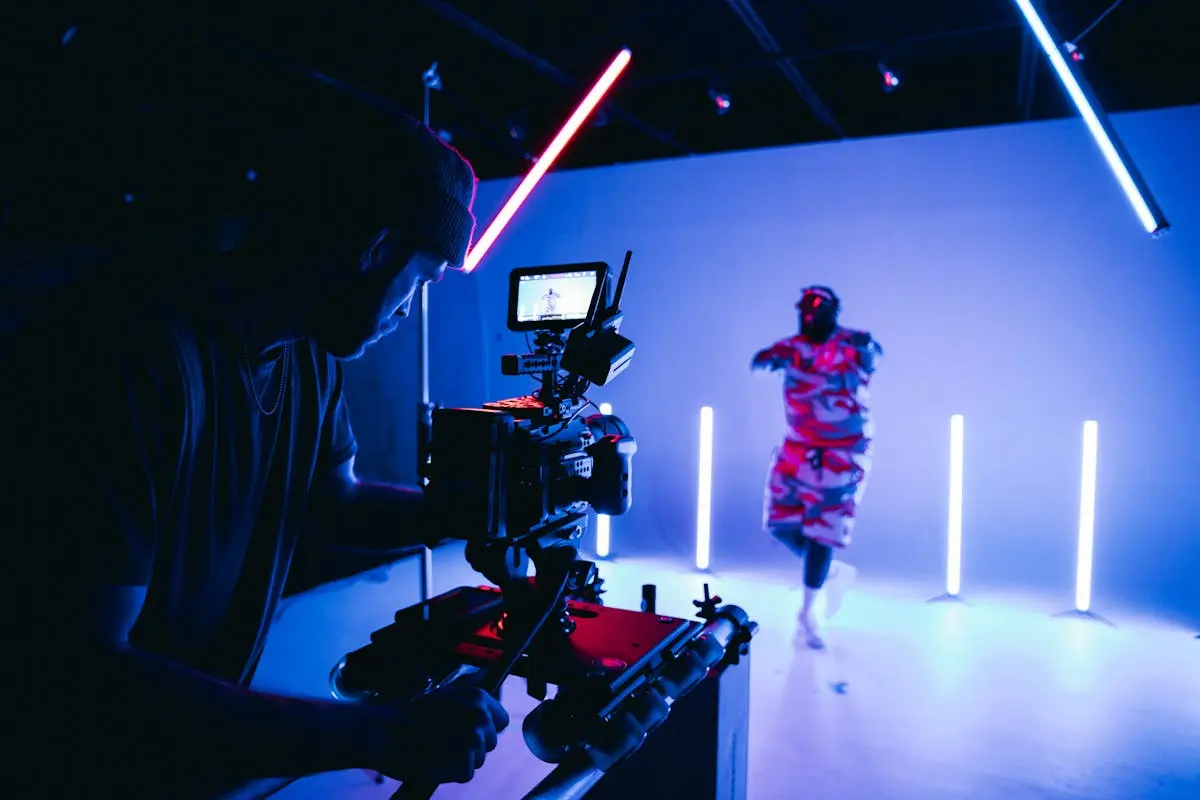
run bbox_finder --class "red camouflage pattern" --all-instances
[759,326,881,548]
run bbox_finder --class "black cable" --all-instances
[561,399,597,429]
[1072,0,1126,44]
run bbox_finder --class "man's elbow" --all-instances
[314,458,362,510]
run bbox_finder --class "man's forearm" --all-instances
[752,346,787,371]
[315,482,440,552]
[86,646,385,782]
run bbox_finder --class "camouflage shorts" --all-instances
[763,441,872,548]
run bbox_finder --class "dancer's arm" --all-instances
[751,341,792,371]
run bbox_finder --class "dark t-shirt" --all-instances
[3,275,357,686]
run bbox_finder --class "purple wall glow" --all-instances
[346,105,1200,626]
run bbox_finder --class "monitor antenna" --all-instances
[582,269,606,328]
[610,250,632,314]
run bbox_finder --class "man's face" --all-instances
[311,231,449,360]
[798,293,837,341]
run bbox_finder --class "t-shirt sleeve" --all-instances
[753,338,795,368]
[5,319,185,589]
[317,357,358,472]
[844,329,882,375]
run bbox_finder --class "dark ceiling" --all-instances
[216,0,1197,179]
[7,0,1197,186]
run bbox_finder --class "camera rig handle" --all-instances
[391,546,584,800]
[520,601,758,799]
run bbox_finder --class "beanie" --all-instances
[234,108,480,270]
[796,285,839,311]
[385,119,478,269]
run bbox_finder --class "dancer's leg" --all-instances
[799,538,834,649]
[769,524,811,561]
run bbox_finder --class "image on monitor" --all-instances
[514,269,598,326]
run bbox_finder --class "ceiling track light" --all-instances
[707,88,732,115]
[877,62,901,92]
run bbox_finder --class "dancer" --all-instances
[542,286,560,315]
[751,286,883,649]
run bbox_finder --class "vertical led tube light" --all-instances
[696,406,715,570]
[595,402,613,558]
[947,414,965,596]
[1075,420,1100,612]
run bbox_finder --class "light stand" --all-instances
[416,61,443,607]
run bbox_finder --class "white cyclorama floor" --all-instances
[251,545,1200,800]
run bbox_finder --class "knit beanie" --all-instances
[379,117,478,269]
[796,285,839,311]
[254,110,479,270]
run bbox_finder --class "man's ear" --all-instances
[359,228,391,269]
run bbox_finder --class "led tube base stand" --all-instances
[929,415,970,605]
[927,593,970,605]
[1053,608,1116,627]
[1054,420,1115,627]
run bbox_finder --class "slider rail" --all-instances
[519,608,750,800]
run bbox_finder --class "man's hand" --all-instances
[846,330,871,348]
[373,684,510,785]
[846,330,883,356]
[751,347,790,372]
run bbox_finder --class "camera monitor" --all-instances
[507,262,607,333]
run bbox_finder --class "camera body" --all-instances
[424,255,637,559]
[426,401,634,543]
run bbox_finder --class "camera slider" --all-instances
[331,579,758,800]
[333,584,692,700]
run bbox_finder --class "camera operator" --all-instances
[2,113,508,796]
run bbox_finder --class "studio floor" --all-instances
[252,545,1200,800]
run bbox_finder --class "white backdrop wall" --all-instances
[346,104,1200,625]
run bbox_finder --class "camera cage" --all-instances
[422,252,637,558]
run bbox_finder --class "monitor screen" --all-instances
[514,269,599,326]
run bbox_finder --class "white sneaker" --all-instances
[822,561,857,621]
[799,613,825,650]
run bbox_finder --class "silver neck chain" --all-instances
[243,343,290,416]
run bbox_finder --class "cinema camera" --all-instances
[425,251,640,594]
[330,253,759,800]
